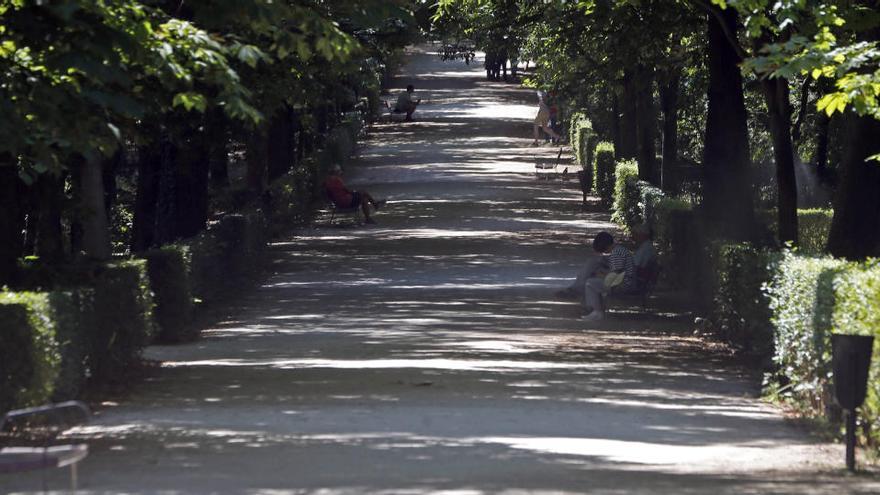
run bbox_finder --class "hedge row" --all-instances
[593,142,616,206]
[569,113,594,193]
[1,115,363,411]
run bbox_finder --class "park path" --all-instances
[6,46,880,494]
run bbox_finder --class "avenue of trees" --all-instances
[0,0,425,286]
[435,0,880,260]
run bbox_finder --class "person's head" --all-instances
[406,84,415,93]
[632,224,652,243]
[330,164,343,176]
[592,231,614,253]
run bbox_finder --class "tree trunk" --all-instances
[267,105,295,181]
[635,64,658,184]
[0,158,24,285]
[611,92,622,155]
[618,70,638,160]
[813,111,831,184]
[659,69,681,192]
[207,108,229,188]
[826,112,880,259]
[34,173,65,263]
[131,140,161,252]
[702,9,755,241]
[168,125,210,240]
[762,77,798,245]
[79,157,112,260]
[246,125,268,194]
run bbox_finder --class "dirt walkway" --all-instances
[6,46,879,495]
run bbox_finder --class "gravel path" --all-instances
[5,46,879,495]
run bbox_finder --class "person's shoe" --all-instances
[583,310,605,321]
[373,199,388,210]
[364,218,377,225]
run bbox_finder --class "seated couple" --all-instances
[323,164,387,224]
[556,226,657,321]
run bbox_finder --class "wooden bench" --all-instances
[535,148,564,180]
[1,401,91,491]
[324,191,362,226]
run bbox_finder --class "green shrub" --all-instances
[90,260,154,384]
[611,159,639,228]
[593,142,616,206]
[47,289,95,401]
[765,251,851,416]
[798,208,833,254]
[652,198,691,256]
[569,113,594,191]
[0,292,60,411]
[831,260,880,447]
[711,244,775,356]
[144,246,195,343]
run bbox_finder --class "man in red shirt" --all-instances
[323,165,386,224]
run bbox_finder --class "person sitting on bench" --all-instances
[556,231,636,321]
[323,165,386,224]
[632,224,659,289]
[395,85,421,122]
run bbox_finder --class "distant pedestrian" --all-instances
[533,90,562,146]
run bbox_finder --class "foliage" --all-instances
[711,243,775,356]
[90,260,154,384]
[765,251,850,416]
[47,289,95,401]
[0,291,59,411]
[144,245,195,343]
[569,112,594,168]
[593,141,616,206]
[830,260,880,448]
[798,208,833,255]
[611,159,639,229]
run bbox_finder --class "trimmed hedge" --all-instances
[0,292,60,411]
[711,244,775,356]
[90,260,155,384]
[569,112,594,192]
[145,246,195,343]
[798,208,833,254]
[765,251,850,416]
[831,261,880,447]
[610,159,640,229]
[48,289,95,401]
[593,142,616,206]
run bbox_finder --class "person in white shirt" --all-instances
[532,90,562,146]
[395,85,421,121]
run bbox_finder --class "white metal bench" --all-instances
[1,401,91,491]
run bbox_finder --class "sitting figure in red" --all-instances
[323,164,387,224]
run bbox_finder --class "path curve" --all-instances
[5,45,879,495]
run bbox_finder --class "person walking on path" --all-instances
[395,84,421,122]
[323,165,387,224]
[532,89,562,146]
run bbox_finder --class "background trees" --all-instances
[0,0,420,284]
[435,0,880,258]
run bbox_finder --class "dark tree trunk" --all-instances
[659,69,681,192]
[762,77,798,245]
[267,105,295,181]
[635,64,658,184]
[618,70,638,160]
[611,93,622,155]
[0,158,24,285]
[702,9,755,241]
[78,157,112,260]
[826,112,880,259]
[131,140,162,252]
[207,108,229,188]
[34,172,65,263]
[246,125,268,194]
[813,111,831,184]
[69,163,84,255]
[155,123,210,245]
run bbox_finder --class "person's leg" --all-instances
[532,124,541,145]
[583,277,606,320]
[541,124,561,141]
